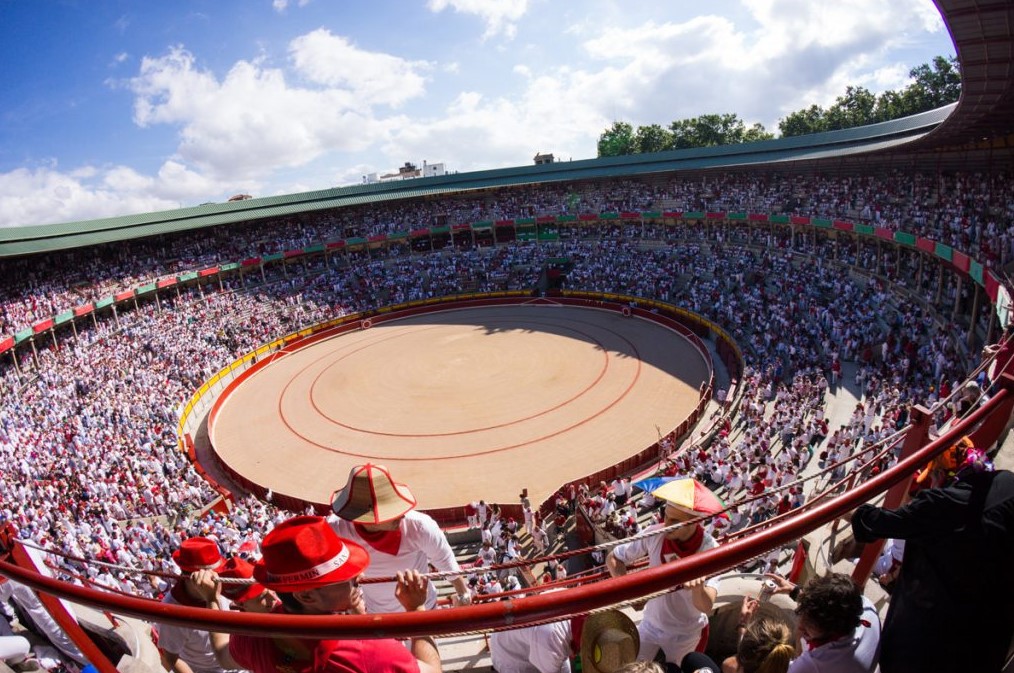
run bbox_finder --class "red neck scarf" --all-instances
[805,636,834,651]
[662,524,705,558]
[805,620,869,652]
[354,523,402,555]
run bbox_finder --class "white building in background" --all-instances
[362,161,447,185]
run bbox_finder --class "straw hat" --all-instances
[253,515,370,592]
[580,610,639,673]
[330,463,417,524]
[172,537,225,573]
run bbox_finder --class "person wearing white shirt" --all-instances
[157,537,240,673]
[765,572,880,673]
[329,463,471,613]
[489,619,572,673]
[606,489,721,666]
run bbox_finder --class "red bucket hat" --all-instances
[253,516,370,592]
[219,557,267,603]
[330,463,417,524]
[172,537,225,573]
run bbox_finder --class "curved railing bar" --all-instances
[2,386,1007,640]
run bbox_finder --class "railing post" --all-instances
[2,534,119,673]
[968,372,1014,450]
[852,405,932,585]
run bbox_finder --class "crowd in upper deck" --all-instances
[2,170,1010,338]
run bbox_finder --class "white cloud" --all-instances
[427,0,530,39]
[866,63,914,91]
[547,1,951,131]
[736,2,948,120]
[273,0,311,13]
[743,0,943,51]
[332,163,377,187]
[384,69,608,172]
[383,0,952,170]
[122,41,425,182]
[0,162,219,228]
[289,29,430,106]
[1,28,437,227]
[1,1,954,228]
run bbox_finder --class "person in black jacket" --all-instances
[850,453,1014,673]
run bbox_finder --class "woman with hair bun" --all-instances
[733,618,796,673]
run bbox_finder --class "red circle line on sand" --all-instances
[304,318,611,437]
[273,319,644,460]
[277,323,446,430]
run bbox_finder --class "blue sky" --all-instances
[0,0,954,228]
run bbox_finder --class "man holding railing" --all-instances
[605,478,722,667]
[327,464,472,612]
[227,515,442,673]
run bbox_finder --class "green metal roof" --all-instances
[0,105,951,259]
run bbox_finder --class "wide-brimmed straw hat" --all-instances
[253,515,370,592]
[218,557,267,603]
[330,463,417,524]
[172,537,225,573]
[580,609,640,673]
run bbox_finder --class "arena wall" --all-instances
[198,293,726,525]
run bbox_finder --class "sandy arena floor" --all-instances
[209,304,710,509]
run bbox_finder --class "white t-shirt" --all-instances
[611,525,721,641]
[788,596,880,673]
[490,619,572,673]
[328,510,461,614]
[157,593,239,673]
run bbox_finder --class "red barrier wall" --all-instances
[204,294,721,525]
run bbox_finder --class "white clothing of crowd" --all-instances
[0,178,988,617]
[2,171,1011,339]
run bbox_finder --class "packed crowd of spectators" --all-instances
[568,238,969,543]
[1,170,1011,338]
[0,171,1000,646]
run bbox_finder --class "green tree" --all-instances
[669,118,698,149]
[597,121,636,157]
[778,55,961,137]
[669,113,764,148]
[872,89,907,123]
[778,104,826,137]
[635,124,673,154]
[904,55,961,113]
[743,123,774,143]
[595,114,770,156]
[824,86,878,130]
[698,113,743,146]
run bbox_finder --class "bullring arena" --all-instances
[209,301,710,510]
[2,3,1014,670]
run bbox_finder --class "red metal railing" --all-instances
[2,384,1009,641]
